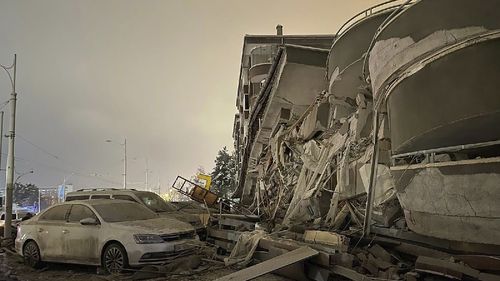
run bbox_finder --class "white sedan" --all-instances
[15,200,198,273]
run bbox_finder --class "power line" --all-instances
[0,99,10,111]
[14,134,123,185]
[0,152,122,185]
[17,134,60,160]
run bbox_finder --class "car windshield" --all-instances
[93,202,157,222]
[137,192,177,212]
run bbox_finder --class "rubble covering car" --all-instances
[15,199,199,273]
[65,189,207,239]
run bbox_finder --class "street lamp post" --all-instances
[38,188,42,213]
[15,170,34,184]
[106,138,127,189]
[123,138,127,189]
[1,54,17,239]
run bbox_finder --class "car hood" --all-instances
[111,217,195,235]
[158,212,201,225]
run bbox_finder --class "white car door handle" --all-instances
[62,229,69,234]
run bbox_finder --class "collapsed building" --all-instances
[232,0,500,254]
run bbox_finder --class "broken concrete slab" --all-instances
[454,255,500,271]
[303,230,349,252]
[215,246,319,281]
[331,265,377,281]
[300,101,330,141]
[415,256,480,280]
[367,244,392,264]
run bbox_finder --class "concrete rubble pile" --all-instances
[253,89,381,232]
[225,0,500,280]
[242,4,400,235]
[233,0,500,247]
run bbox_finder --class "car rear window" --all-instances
[93,202,157,222]
[1,214,17,220]
[90,195,111,199]
[40,205,71,221]
[66,195,90,201]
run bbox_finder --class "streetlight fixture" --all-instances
[1,54,17,239]
[105,138,127,189]
[15,170,34,184]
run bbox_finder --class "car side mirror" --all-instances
[80,217,99,225]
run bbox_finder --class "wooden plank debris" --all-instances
[215,246,319,281]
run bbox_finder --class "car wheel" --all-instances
[102,243,128,274]
[23,241,42,268]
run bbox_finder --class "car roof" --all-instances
[66,189,153,196]
[58,199,140,206]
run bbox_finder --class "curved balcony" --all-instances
[327,1,412,99]
[248,62,271,83]
[327,11,389,99]
[368,0,500,98]
[367,0,500,154]
[367,0,500,246]
[249,45,276,67]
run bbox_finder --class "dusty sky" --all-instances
[0,0,380,191]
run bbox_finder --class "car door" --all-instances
[62,204,101,264]
[36,205,71,261]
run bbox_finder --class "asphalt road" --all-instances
[0,249,290,281]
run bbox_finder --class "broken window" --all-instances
[280,108,291,120]
[244,94,250,111]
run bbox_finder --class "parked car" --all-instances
[65,189,207,239]
[0,211,30,237]
[1,211,29,226]
[15,200,198,273]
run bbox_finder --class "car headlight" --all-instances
[133,234,164,244]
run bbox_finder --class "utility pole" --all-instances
[38,187,41,213]
[0,112,3,207]
[123,137,127,189]
[3,54,17,239]
[0,112,3,179]
[105,138,127,189]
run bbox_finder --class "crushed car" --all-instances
[15,199,198,273]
